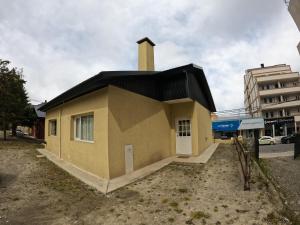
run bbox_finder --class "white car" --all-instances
[259,136,276,145]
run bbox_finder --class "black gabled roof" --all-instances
[39,64,216,112]
[137,37,156,46]
[33,102,46,118]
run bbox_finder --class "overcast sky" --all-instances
[1,0,299,110]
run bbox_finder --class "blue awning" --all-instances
[212,120,240,132]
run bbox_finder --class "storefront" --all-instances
[264,116,295,137]
[212,119,241,139]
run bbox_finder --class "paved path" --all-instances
[259,151,294,158]
[37,143,219,193]
[259,143,294,158]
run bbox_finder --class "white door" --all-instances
[125,144,134,173]
[176,119,192,155]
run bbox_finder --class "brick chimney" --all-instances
[137,37,155,71]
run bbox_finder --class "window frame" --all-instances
[73,114,94,143]
[177,119,191,137]
[48,119,57,136]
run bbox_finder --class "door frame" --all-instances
[175,117,192,155]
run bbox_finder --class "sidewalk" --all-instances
[37,143,219,194]
[259,151,294,158]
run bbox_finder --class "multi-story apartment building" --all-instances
[244,64,300,137]
[288,0,300,54]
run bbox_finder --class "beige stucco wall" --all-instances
[138,41,154,71]
[170,101,212,156]
[107,86,213,178]
[170,102,197,155]
[45,88,110,179]
[107,86,172,178]
[194,101,213,154]
[45,109,61,156]
[45,85,213,180]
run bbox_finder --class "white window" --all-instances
[74,114,94,142]
[49,120,57,136]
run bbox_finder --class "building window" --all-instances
[265,112,269,118]
[270,112,274,118]
[275,83,279,88]
[264,98,267,104]
[279,110,283,117]
[49,120,57,136]
[268,97,273,103]
[277,96,281,102]
[286,110,290,116]
[283,96,287,102]
[74,114,94,142]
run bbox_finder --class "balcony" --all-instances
[261,99,300,110]
[256,72,299,83]
[259,86,300,97]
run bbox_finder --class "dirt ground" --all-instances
[0,139,292,225]
[260,156,300,224]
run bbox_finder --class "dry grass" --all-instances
[0,141,291,225]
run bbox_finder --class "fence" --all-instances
[294,134,300,159]
[234,138,251,190]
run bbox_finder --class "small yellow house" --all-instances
[39,38,216,180]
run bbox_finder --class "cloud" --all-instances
[0,0,299,110]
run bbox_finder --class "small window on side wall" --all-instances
[74,114,94,142]
[49,119,57,136]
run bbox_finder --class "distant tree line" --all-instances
[0,59,37,140]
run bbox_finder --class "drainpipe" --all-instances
[59,107,62,159]
[59,103,64,159]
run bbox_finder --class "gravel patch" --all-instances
[261,156,300,224]
[0,140,291,225]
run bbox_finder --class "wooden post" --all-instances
[244,152,250,191]
[254,129,259,160]
[294,134,300,159]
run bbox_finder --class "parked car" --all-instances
[281,134,296,144]
[259,136,276,145]
[274,136,285,144]
[220,135,229,140]
[16,129,25,136]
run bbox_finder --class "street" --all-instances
[259,143,294,154]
